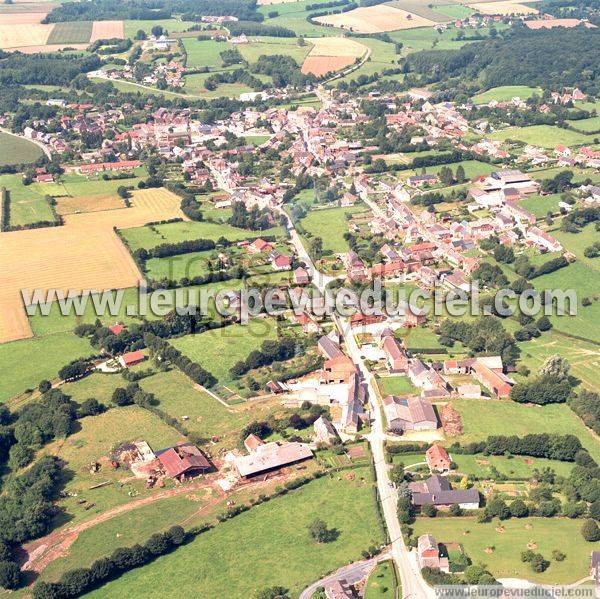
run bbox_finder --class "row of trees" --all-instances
[230,337,299,377]
[32,526,187,598]
[144,332,217,388]
[449,432,586,462]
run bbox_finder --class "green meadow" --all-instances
[85,468,385,598]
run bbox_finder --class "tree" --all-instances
[530,553,549,573]
[0,560,21,590]
[455,164,466,183]
[38,380,51,394]
[390,463,405,484]
[539,354,570,380]
[581,519,600,542]
[151,25,164,37]
[422,503,437,518]
[536,315,552,332]
[509,498,528,518]
[308,518,335,543]
[112,387,131,406]
[255,587,290,599]
[449,503,462,516]
[135,29,147,40]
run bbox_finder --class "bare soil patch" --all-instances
[90,20,124,42]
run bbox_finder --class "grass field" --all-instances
[260,0,334,37]
[170,319,278,392]
[566,115,600,133]
[299,204,366,253]
[144,250,217,280]
[0,332,92,402]
[412,517,592,584]
[140,369,293,452]
[400,159,496,181]
[451,399,600,462]
[47,21,93,44]
[238,36,313,65]
[385,0,453,22]
[85,467,385,598]
[364,560,398,599]
[489,124,593,148]
[519,193,561,218]
[0,172,55,226]
[0,132,44,166]
[121,219,283,250]
[472,85,542,105]
[31,169,147,198]
[39,405,183,521]
[392,450,575,478]
[123,19,198,39]
[517,328,600,392]
[182,38,228,69]
[184,73,254,98]
[376,375,418,396]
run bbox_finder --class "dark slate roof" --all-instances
[410,475,480,506]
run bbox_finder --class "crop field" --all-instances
[122,219,283,250]
[55,194,126,216]
[0,332,92,403]
[85,468,385,598]
[182,38,228,69]
[0,11,49,24]
[412,517,591,584]
[489,124,593,148]
[299,204,367,253]
[467,0,537,13]
[472,85,542,104]
[385,0,453,22]
[451,399,600,462]
[0,22,53,49]
[315,4,436,33]
[301,36,366,76]
[171,319,278,393]
[90,20,124,42]
[123,19,198,39]
[0,187,184,343]
[238,36,313,64]
[47,21,93,44]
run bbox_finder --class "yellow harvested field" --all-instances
[315,5,436,33]
[90,20,124,42]
[468,1,537,13]
[55,194,127,216]
[0,188,185,343]
[306,36,366,57]
[8,43,88,53]
[0,12,48,24]
[0,23,54,49]
[301,37,367,76]
[257,0,301,3]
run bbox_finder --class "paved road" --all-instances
[299,553,390,599]
[282,211,435,599]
